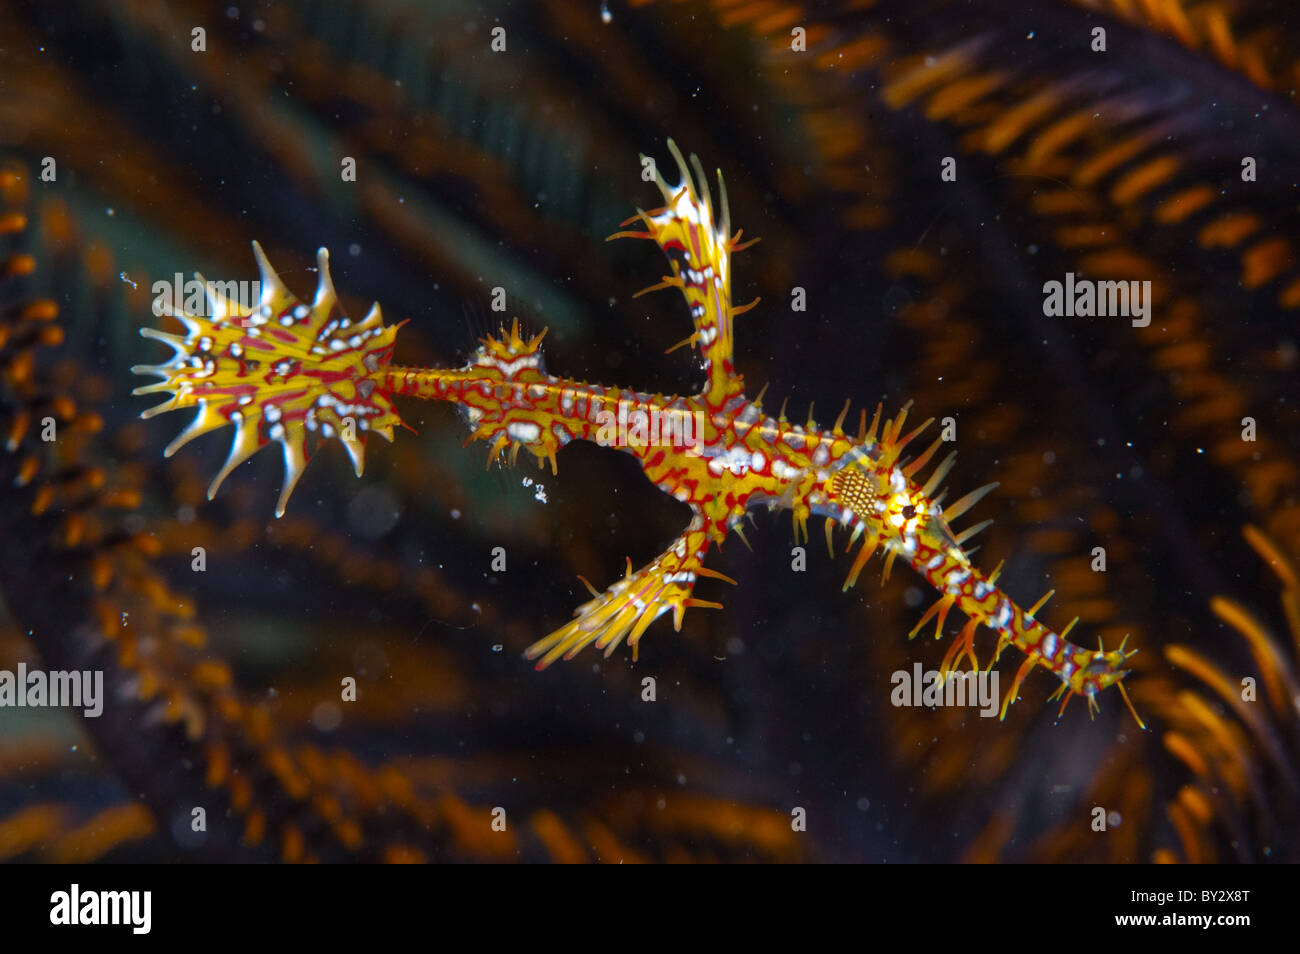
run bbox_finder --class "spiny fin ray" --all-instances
[133,242,403,515]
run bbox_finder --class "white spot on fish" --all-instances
[507,421,541,443]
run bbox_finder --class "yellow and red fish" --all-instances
[134,142,1144,727]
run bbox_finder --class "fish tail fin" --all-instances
[132,242,402,516]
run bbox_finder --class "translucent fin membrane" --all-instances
[132,243,401,516]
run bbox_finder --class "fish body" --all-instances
[134,141,1142,725]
